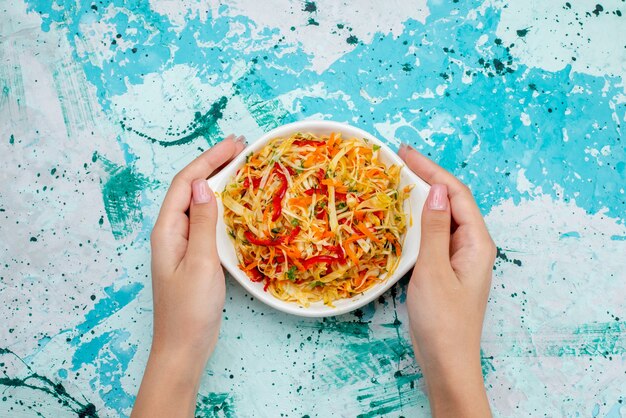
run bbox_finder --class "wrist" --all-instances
[133,344,210,417]
[146,343,209,391]
[421,353,491,418]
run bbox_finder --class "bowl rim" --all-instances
[207,120,429,317]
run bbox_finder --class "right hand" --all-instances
[398,144,496,418]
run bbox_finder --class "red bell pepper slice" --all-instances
[248,267,265,282]
[283,226,301,244]
[244,226,300,247]
[243,177,262,188]
[244,231,283,246]
[301,255,343,269]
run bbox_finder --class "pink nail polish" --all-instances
[398,143,408,158]
[427,184,448,211]
[192,179,212,204]
[398,143,414,159]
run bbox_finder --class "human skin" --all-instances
[132,135,246,418]
[398,143,496,418]
[133,139,495,418]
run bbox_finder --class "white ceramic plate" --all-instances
[207,120,430,317]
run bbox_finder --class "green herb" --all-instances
[310,281,325,288]
[373,144,381,151]
[337,202,347,210]
[271,227,281,234]
[228,230,235,239]
[286,266,298,281]
[245,152,253,163]
[291,218,300,226]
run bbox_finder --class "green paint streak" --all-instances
[9,134,15,145]
[546,321,626,357]
[501,321,626,358]
[311,318,371,339]
[481,351,496,378]
[195,392,236,418]
[120,96,227,147]
[0,348,97,417]
[95,154,155,240]
[320,337,412,386]
[354,372,426,418]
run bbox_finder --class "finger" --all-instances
[398,144,487,233]
[418,184,452,265]
[155,135,245,231]
[186,179,218,261]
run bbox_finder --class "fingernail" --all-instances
[235,135,247,145]
[225,133,235,141]
[427,184,448,211]
[192,179,213,204]
[398,143,411,159]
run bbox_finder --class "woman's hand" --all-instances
[133,135,245,418]
[398,144,496,418]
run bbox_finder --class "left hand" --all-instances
[133,135,245,418]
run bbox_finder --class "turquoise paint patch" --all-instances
[72,282,143,341]
[610,235,626,241]
[71,330,136,417]
[26,1,626,223]
[593,403,600,417]
[560,231,581,239]
[605,401,624,418]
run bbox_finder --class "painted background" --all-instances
[1,0,625,416]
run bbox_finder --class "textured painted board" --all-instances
[0,0,625,417]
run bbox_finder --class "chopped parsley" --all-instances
[286,266,298,281]
[310,281,325,288]
[373,144,381,151]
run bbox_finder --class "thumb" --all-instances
[418,184,451,264]
[188,179,218,260]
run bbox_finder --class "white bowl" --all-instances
[207,120,430,317]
